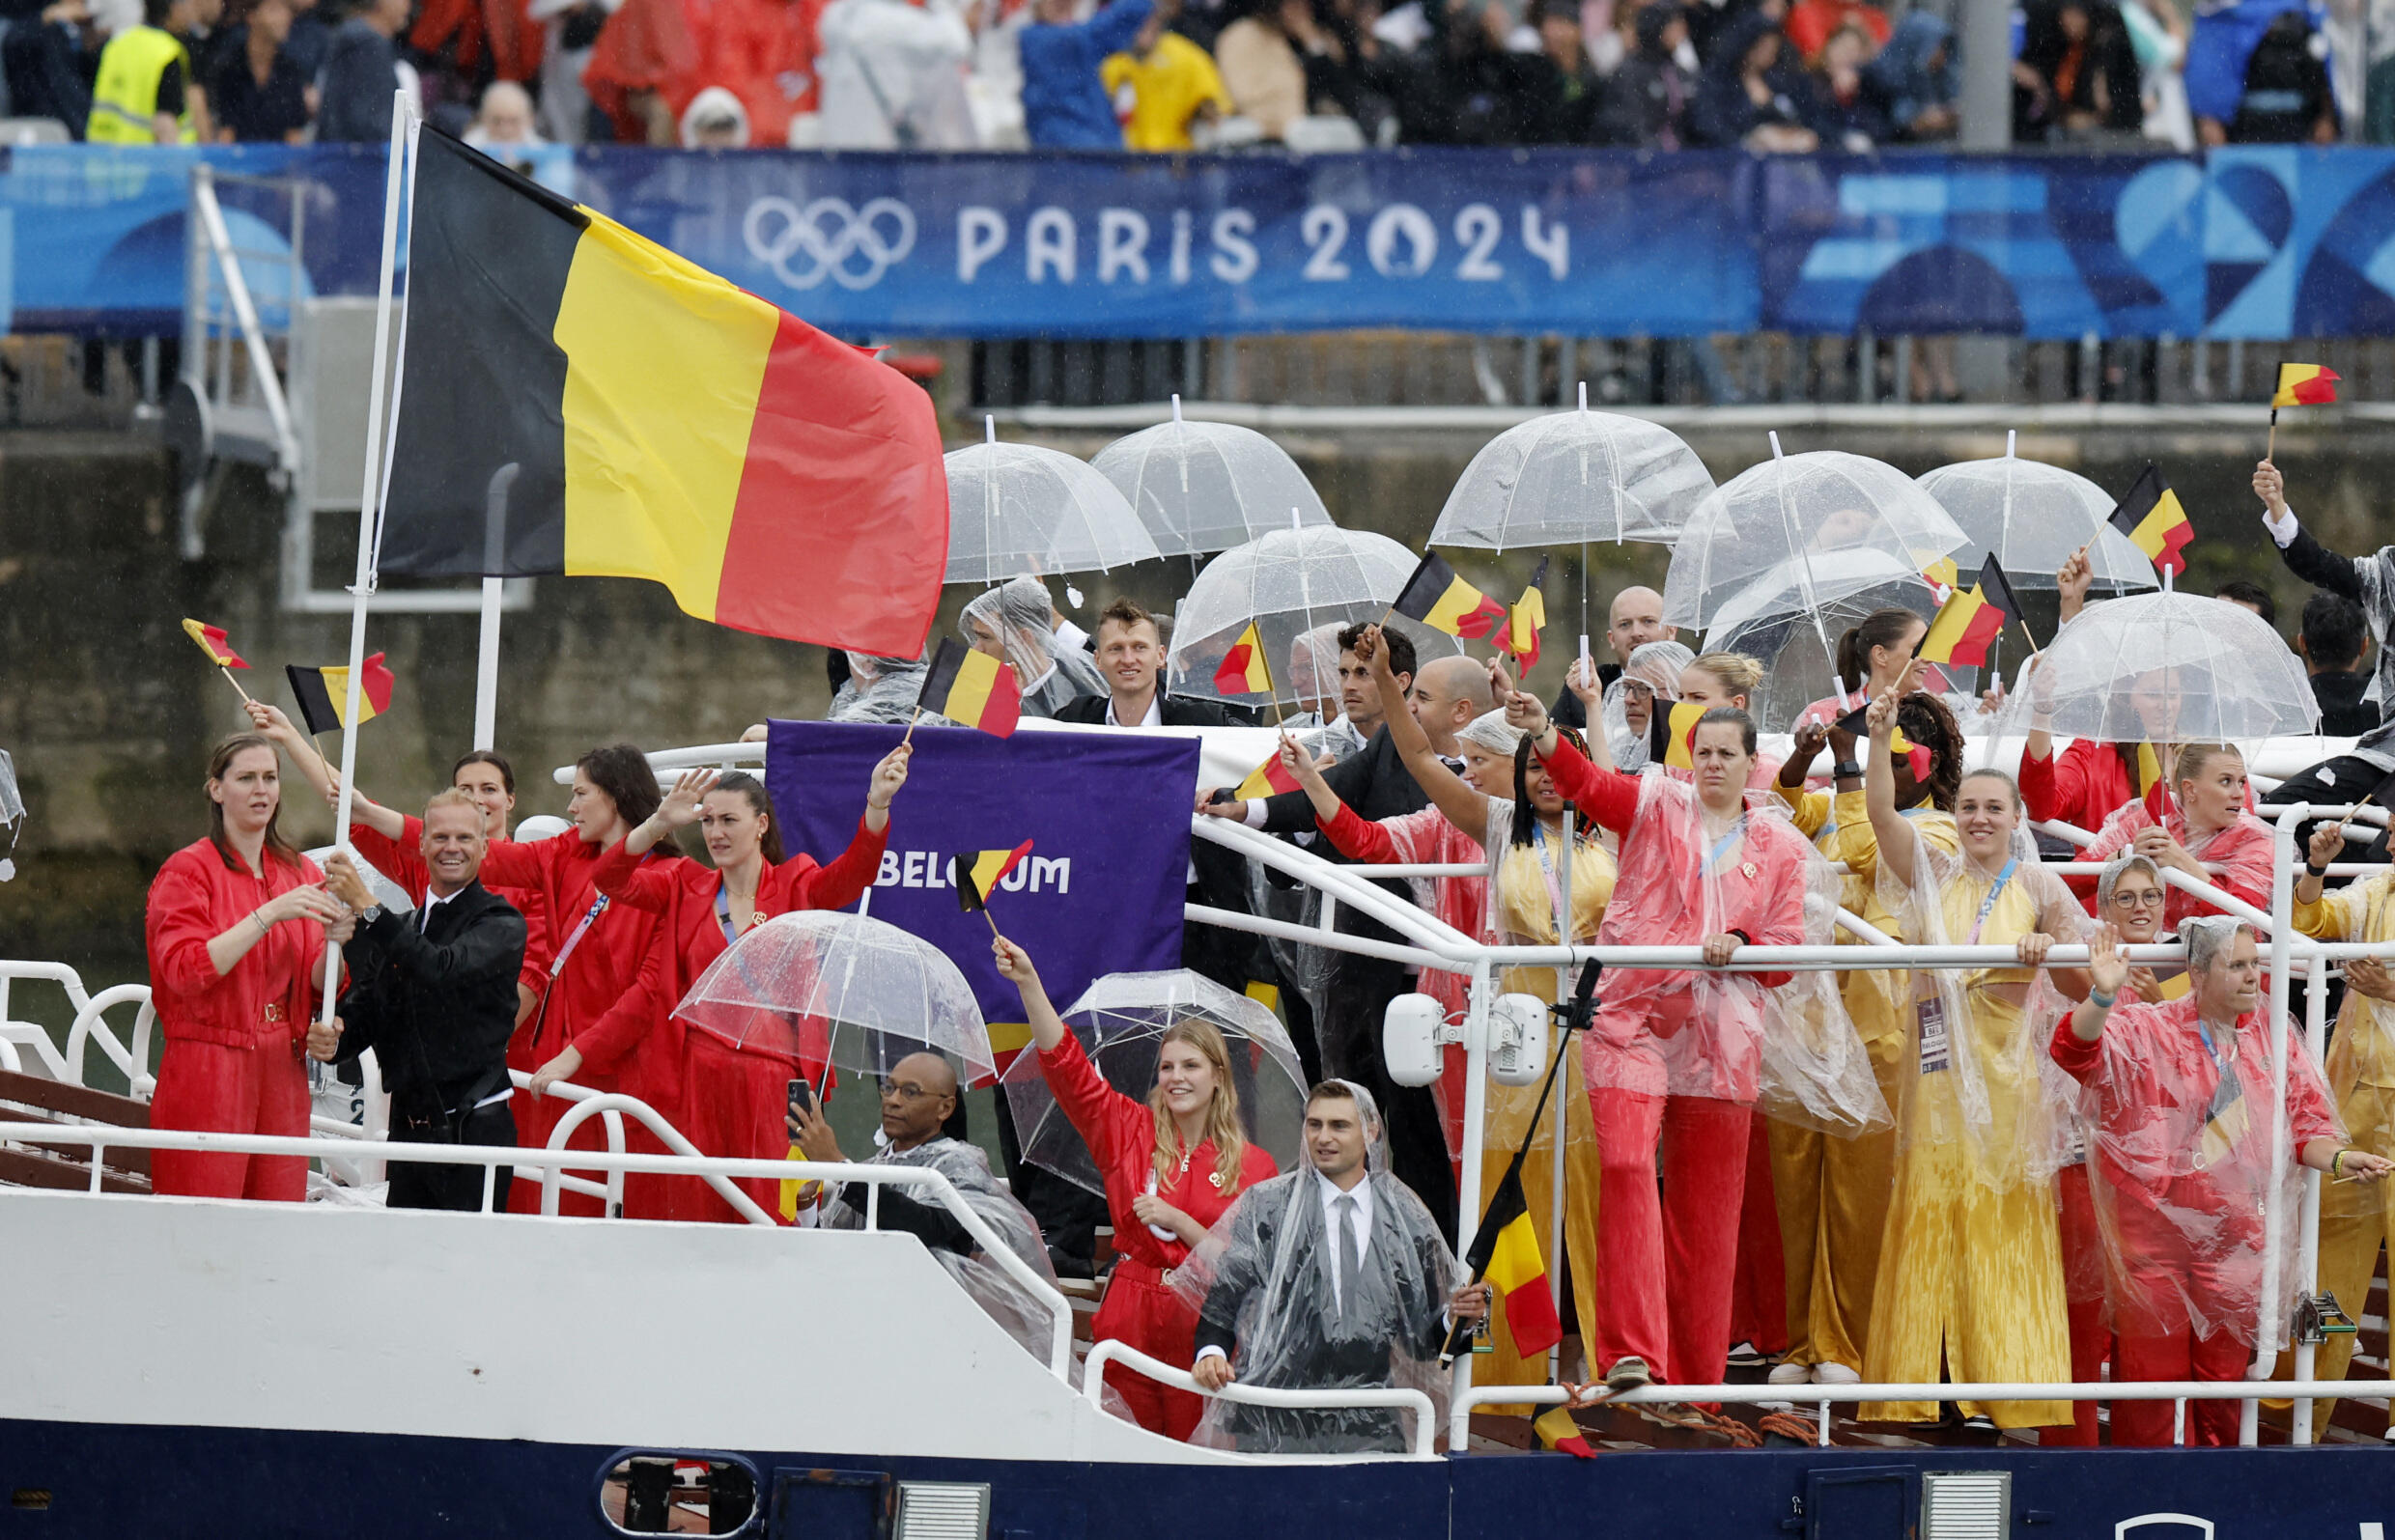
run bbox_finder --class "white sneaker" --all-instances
[1726,1340,1767,1368]
[1812,1362,1861,1386]
[1767,1361,1813,1386]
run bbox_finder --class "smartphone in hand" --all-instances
[786,1078,818,1130]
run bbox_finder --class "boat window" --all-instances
[599,1454,759,1536]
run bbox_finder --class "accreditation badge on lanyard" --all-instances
[1916,857,2018,1076]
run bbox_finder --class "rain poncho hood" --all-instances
[960,576,1105,717]
[1600,639,1695,770]
[831,647,936,725]
[1169,1080,1461,1453]
[823,1135,1067,1363]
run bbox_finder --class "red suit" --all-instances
[2051,994,2340,1445]
[585,814,888,1223]
[144,840,325,1201]
[359,819,669,1217]
[1538,737,1808,1386]
[2020,739,2148,833]
[1035,1030,1278,1438]
[2077,798,2275,931]
[351,820,552,1076]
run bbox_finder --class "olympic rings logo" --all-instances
[742,196,917,291]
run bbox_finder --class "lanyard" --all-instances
[1964,857,2018,945]
[1703,816,1748,876]
[549,892,610,978]
[2193,1016,2236,1076]
[1530,822,1568,937]
[715,882,741,945]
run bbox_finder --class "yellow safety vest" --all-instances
[87,25,195,144]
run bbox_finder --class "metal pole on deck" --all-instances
[2245,807,2303,1445]
[1960,0,2013,151]
[1452,959,1495,1437]
[1550,813,1572,1380]
[2292,934,2329,1443]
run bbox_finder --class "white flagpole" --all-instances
[472,463,519,748]
[319,90,415,1032]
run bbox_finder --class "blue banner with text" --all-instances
[767,718,1195,1077]
[32,142,2395,339]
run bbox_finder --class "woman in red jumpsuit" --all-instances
[531,754,909,1222]
[337,742,668,1216]
[993,936,1279,1439]
[146,734,352,1200]
[1514,692,1810,1396]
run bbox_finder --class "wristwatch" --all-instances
[357,904,385,927]
[1832,760,1864,780]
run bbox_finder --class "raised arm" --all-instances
[242,698,406,841]
[2257,460,2368,602]
[1862,687,1921,890]
[1360,627,1490,835]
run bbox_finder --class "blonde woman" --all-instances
[995,937,1279,1440]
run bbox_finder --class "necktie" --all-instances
[1333,1192,1361,1320]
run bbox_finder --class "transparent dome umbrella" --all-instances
[999,969,1307,1197]
[675,910,997,1089]
[1704,551,1974,731]
[1990,590,2320,745]
[944,417,1162,586]
[1916,434,2157,592]
[1428,383,1713,637]
[1090,396,1332,559]
[1164,524,1463,711]
[1664,438,1969,700]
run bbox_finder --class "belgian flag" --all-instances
[957,840,1034,911]
[286,654,397,734]
[2107,464,2193,577]
[1214,621,1273,695]
[1473,1165,1564,1358]
[1535,1405,1595,1459]
[1507,556,1549,669]
[918,638,1022,737]
[1393,552,1509,643]
[182,618,247,670]
[1835,704,1931,782]
[1648,699,1707,770]
[373,126,947,657]
[1235,750,1302,801]
[1916,559,2017,670]
[2272,363,2340,407]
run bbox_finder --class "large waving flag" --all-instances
[1474,1163,1564,1358]
[1394,552,1509,642]
[2108,464,2193,577]
[374,127,947,657]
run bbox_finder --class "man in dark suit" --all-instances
[1191,1080,1486,1453]
[2298,590,2381,737]
[1197,642,1493,1244]
[313,790,527,1213]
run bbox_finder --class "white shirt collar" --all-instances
[418,884,464,928]
[1106,689,1164,727]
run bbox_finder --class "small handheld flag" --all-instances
[1916,566,2016,671]
[957,840,1034,913]
[2107,464,2194,578]
[2272,363,2340,409]
[1472,1164,1564,1359]
[1507,556,1550,670]
[182,618,255,702]
[1836,705,1931,783]
[286,655,397,735]
[1648,698,1706,770]
[1535,1406,1595,1460]
[1234,749,1303,802]
[1392,552,1509,643]
[1214,620,1274,696]
[917,638,1022,739]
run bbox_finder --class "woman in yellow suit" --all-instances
[1282,638,1613,1400]
[1858,684,2080,1430]
[2289,819,2395,1430]
[1767,691,1966,1387]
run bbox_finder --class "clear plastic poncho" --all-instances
[831,647,936,725]
[823,1134,1066,1364]
[1243,716,1373,1023]
[1585,769,1886,1130]
[1875,816,2089,1189]
[1169,1080,1461,1454]
[959,576,1105,718]
[1599,639,1695,771]
[2063,960,2343,1347]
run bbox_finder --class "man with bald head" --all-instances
[1553,585,1678,732]
[796,1051,1066,1360]
[1196,638,1494,1241]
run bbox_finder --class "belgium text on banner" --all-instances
[767,720,1193,1070]
[374,127,948,658]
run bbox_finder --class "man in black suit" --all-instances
[1197,642,1493,1244]
[313,790,527,1213]
[2298,590,2381,737]
[1190,1080,1486,1453]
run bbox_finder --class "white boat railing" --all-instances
[1083,1338,1440,1459]
[0,1121,1077,1382]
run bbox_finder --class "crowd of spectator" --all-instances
[0,0,2356,152]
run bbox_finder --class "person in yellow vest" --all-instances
[1102,4,1233,151]
[87,0,217,143]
